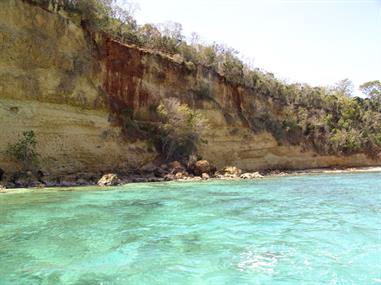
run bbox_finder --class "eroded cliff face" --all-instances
[0,0,380,176]
[0,0,155,175]
[101,39,381,170]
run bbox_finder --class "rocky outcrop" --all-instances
[168,161,186,174]
[0,0,380,183]
[240,172,264,179]
[193,160,211,176]
[202,173,210,180]
[0,0,156,177]
[8,171,44,188]
[220,166,242,178]
[97,173,120,186]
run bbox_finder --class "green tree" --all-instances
[359,80,381,97]
[75,0,114,29]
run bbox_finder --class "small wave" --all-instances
[237,250,283,274]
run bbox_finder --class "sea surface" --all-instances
[0,172,380,285]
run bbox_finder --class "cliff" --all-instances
[0,0,155,175]
[0,0,380,177]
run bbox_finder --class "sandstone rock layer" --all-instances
[0,0,380,176]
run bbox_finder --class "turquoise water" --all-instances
[0,173,381,285]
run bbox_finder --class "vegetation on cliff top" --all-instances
[27,0,381,157]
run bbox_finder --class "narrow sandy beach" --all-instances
[287,166,381,175]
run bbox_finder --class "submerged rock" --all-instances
[97,173,120,187]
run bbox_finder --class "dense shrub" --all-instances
[156,98,207,161]
[282,86,381,155]
[6,131,39,170]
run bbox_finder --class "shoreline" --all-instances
[267,166,381,176]
[1,165,381,193]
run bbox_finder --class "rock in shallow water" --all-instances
[202,173,210,180]
[240,172,264,179]
[222,166,242,176]
[97,174,120,186]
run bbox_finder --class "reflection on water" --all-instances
[238,250,283,273]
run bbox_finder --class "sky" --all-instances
[122,0,381,96]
